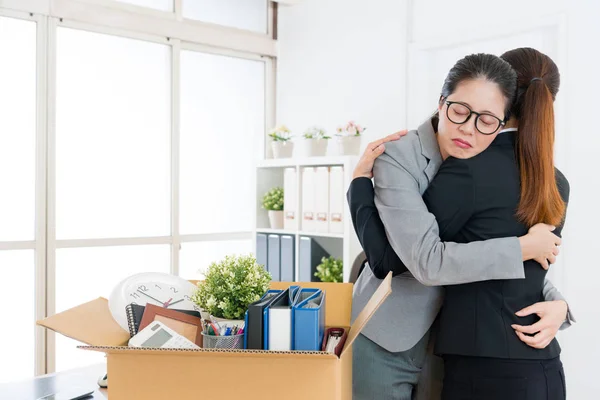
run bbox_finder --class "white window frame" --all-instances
[0,0,276,375]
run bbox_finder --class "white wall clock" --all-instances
[109,272,201,332]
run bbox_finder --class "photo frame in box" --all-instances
[139,303,203,346]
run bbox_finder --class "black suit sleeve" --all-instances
[346,177,408,278]
[422,157,475,241]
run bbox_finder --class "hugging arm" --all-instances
[372,152,525,286]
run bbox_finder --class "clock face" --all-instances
[109,272,201,332]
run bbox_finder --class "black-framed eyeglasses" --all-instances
[444,100,506,135]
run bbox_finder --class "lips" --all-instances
[452,138,472,149]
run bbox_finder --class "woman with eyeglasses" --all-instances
[349,49,571,400]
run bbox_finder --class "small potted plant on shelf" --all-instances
[297,126,330,157]
[268,125,294,158]
[335,120,365,155]
[314,256,344,283]
[191,254,272,326]
[262,186,284,229]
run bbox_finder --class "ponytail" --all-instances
[515,80,565,227]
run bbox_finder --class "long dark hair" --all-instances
[433,53,517,128]
[501,48,565,227]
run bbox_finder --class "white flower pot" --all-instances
[297,138,328,157]
[271,141,294,158]
[336,135,362,156]
[268,210,284,229]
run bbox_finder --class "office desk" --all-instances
[0,364,108,400]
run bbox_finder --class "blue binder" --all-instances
[292,288,326,351]
[262,285,301,350]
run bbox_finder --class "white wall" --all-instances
[276,0,408,147]
[278,0,600,397]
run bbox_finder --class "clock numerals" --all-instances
[130,292,140,299]
[138,285,149,292]
[155,284,162,290]
[184,295,191,301]
[170,287,179,294]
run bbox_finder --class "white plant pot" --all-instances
[271,141,294,158]
[268,210,284,229]
[297,138,328,157]
[336,135,362,156]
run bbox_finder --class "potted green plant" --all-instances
[314,256,343,283]
[262,186,284,229]
[191,254,272,325]
[298,126,330,157]
[268,125,294,158]
[335,120,366,156]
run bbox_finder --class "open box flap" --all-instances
[340,272,392,357]
[37,297,130,346]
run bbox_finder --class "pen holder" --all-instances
[201,333,244,350]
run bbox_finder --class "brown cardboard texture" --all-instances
[37,272,392,400]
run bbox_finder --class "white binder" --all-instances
[283,168,297,231]
[314,167,330,233]
[301,167,316,232]
[329,166,344,234]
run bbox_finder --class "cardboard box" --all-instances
[38,273,392,400]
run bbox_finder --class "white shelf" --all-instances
[253,155,363,282]
[256,155,357,168]
[255,228,344,239]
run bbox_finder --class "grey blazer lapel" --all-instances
[417,119,443,183]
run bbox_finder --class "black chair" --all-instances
[349,251,368,283]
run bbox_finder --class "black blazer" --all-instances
[348,131,569,360]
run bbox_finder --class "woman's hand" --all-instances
[352,130,408,180]
[518,223,561,270]
[511,300,568,349]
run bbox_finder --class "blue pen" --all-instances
[225,327,232,336]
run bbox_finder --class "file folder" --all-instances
[256,233,268,271]
[293,289,326,351]
[263,286,300,351]
[301,167,316,231]
[267,234,281,281]
[280,235,295,282]
[298,236,329,282]
[329,166,344,234]
[314,167,330,233]
[244,289,282,350]
[283,168,297,231]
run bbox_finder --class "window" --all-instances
[55,245,170,371]
[55,28,171,240]
[0,250,35,383]
[116,0,173,12]
[0,16,36,241]
[179,50,265,234]
[179,240,253,280]
[182,0,268,34]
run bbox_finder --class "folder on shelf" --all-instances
[301,167,316,232]
[244,289,283,350]
[263,286,301,351]
[280,235,295,282]
[267,234,281,281]
[298,236,329,282]
[256,233,269,271]
[283,167,297,231]
[293,288,326,351]
[314,167,330,233]
[329,166,345,234]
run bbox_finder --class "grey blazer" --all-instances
[351,119,571,353]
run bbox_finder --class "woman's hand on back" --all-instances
[352,130,408,180]
[518,223,562,270]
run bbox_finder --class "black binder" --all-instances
[244,290,284,349]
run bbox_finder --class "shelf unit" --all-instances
[253,155,362,283]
